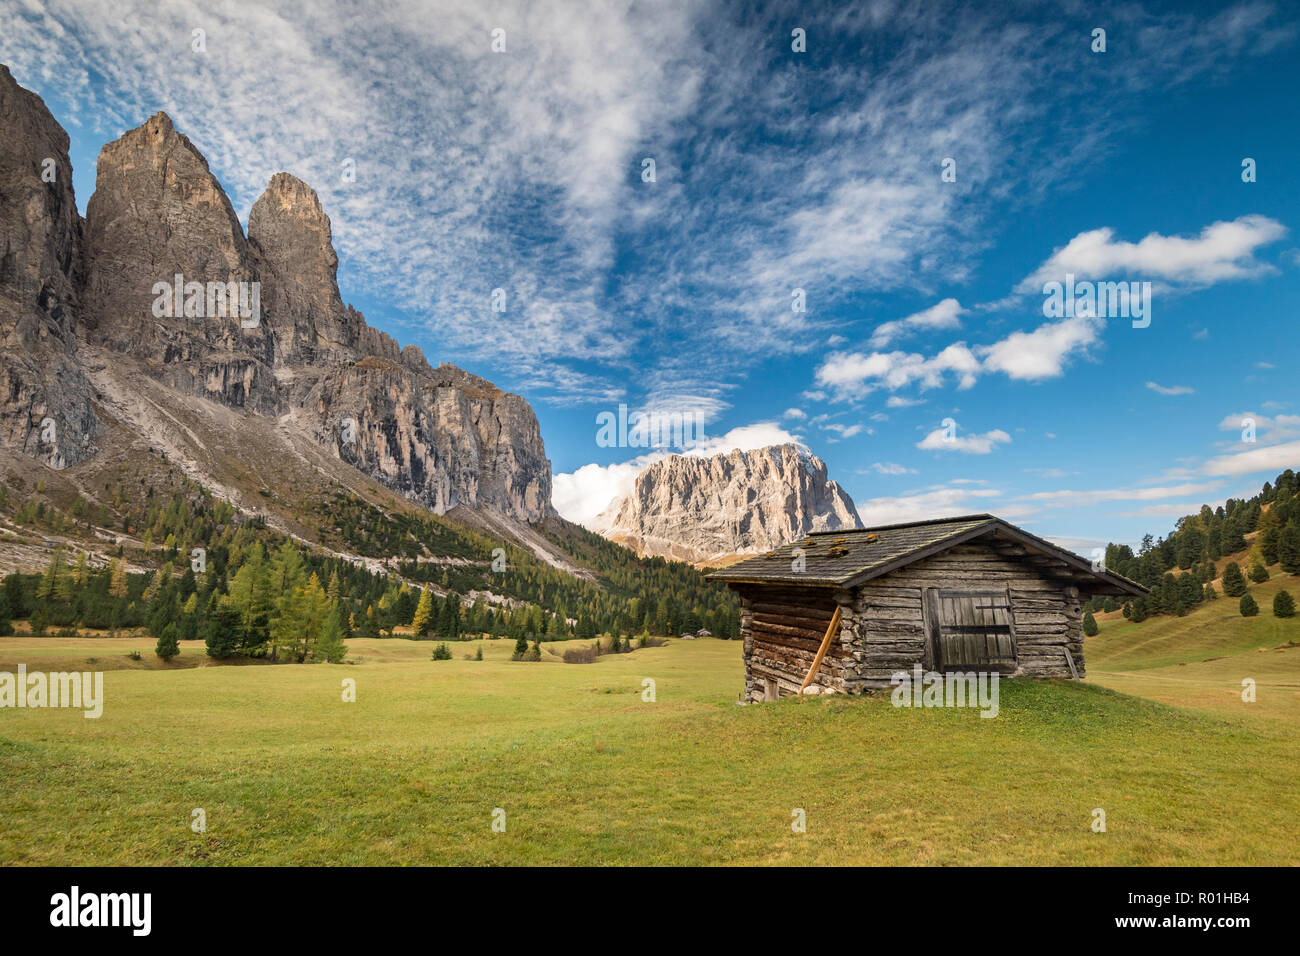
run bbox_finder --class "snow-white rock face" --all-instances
[600,443,862,564]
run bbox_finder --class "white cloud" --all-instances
[823,423,866,439]
[1016,481,1223,507]
[865,462,916,475]
[886,396,923,408]
[869,298,965,347]
[1146,381,1194,396]
[855,484,1012,526]
[815,343,980,399]
[783,407,806,420]
[551,458,653,530]
[1202,439,1300,477]
[1217,411,1300,440]
[685,422,799,459]
[1019,215,1287,290]
[1117,502,1220,518]
[816,308,1103,400]
[978,315,1101,381]
[917,427,1011,455]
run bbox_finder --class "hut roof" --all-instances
[705,514,1146,596]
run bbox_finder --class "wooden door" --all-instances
[931,589,1017,673]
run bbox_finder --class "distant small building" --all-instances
[696,629,712,637]
[707,515,1145,701]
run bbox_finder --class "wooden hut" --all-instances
[706,514,1146,701]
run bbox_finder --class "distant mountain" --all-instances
[0,64,550,529]
[598,443,862,564]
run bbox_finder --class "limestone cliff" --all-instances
[0,66,552,524]
[600,443,862,563]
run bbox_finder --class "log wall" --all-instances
[736,585,845,701]
[843,542,1084,691]
[736,539,1086,700]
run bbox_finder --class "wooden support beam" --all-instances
[1062,646,1081,682]
[799,604,842,695]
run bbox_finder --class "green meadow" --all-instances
[2,594,1298,865]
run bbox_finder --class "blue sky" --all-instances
[3,0,1298,552]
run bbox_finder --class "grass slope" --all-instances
[1089,572,1300,725]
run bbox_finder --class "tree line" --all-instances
[1,480,740,658]
[1086,469,1300,623]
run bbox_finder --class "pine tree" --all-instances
[359,604,380,639]
[330,600,354,642]
[1082,611,1098,636]
[1280,523,1300,574]
[37,550,63,600]
[1274,590,1296,618]
[0,590,12,636]
[108,558,129,637]
[3,573,26,621]
[1249,561,1269,583]
[441,594,462,639]
[1221,562,1247,597]
[1239,593,1259,617]
[228,544,272,652]
[317,609,349,663]
[266,541,306,660]
[1259,518,1281,566]
[179,592,200,639]
[109,558,128,598]
[298,574,332,662]
[155,622,180,661]
[513,633,529,658]
[411,588,434,638]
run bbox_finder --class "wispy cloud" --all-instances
[1202,439,1300,477]
[855,483,1020,526]
[864,461,916,476]
[5,0,1288,412]
[1018,215,1287,291]
[869,298,965,348]
[917,426,1011,455]
[1016,481,1224,507]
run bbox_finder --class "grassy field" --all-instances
[1089,574,1300,723]
[2,584,1299,865]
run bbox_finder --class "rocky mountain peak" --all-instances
[600,443,862,563]
[1,66,555,525]
[0,62,98,467]
[80,106,277,409]
[249,171,360,372]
